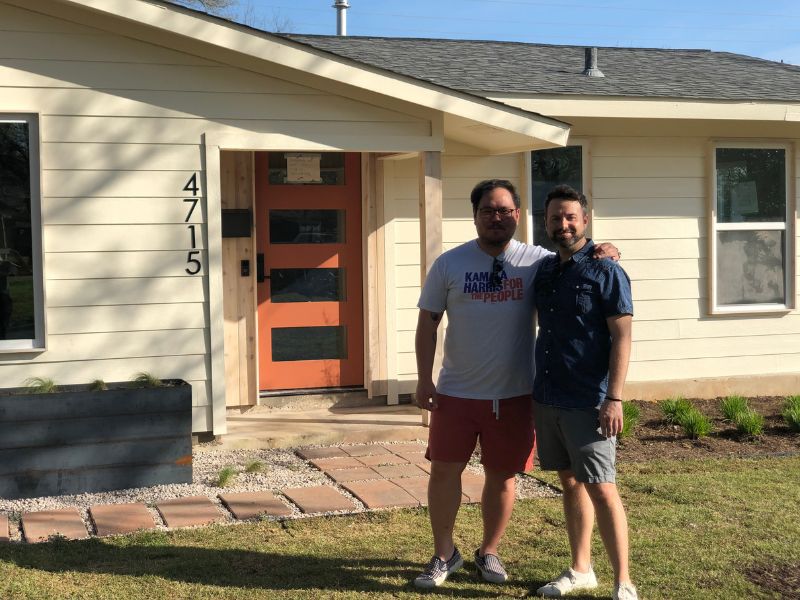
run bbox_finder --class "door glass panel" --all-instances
[272,326,347,361]
[270,268,346,303]
[269,209,345,244]
[717,230,785,305]
[268,152,346,185]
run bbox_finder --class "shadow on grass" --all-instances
[0,536,510,597]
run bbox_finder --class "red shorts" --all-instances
[426,394,535,473]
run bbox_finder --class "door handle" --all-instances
[257,253,270,282]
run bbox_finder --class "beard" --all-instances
[478,224,515,248]
[550,227,586,249]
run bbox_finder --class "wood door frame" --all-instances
[205,141,389,434]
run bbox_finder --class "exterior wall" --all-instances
[383,123,800,401]
[382,145,524,397]
[0,3,435,431]
[581,127,800,393]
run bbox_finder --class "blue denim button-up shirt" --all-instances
[533,240,633,409]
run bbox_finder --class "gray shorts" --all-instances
[533,402,616,484]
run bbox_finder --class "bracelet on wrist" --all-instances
[605,396,622,402]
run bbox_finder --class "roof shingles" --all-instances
[282,35,800,102]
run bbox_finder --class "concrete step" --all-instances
[254,388,378,411]
[216,404,428,449]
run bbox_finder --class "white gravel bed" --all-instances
[0,442,555,542]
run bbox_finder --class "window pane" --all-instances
[272,326,347,361]
[717,230,785,305]
[269,210,345,244]
[268,152,345,185]
[532,146,582,251]
[0,122,35,340]
[270,268,346,303]
[716,148,785,223]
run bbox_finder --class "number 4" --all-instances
[183,174,200,196]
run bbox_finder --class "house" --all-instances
[0,0,797,438]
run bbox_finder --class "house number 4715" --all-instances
[183,174,202,275]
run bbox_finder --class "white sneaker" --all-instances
[536,567,599,597]
[613,582,639,600]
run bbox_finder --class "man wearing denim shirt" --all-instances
[533,185,638,600]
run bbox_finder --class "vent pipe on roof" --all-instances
[333,0,350,36]
[582,47,605,78]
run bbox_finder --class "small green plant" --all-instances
[245,459,265,473]
[680,407,713,439]
[734,409,764,437]
[782,395,800,433]
[89,379,108,391]
[216,466,238,488]
[660,396,692,425]
[619,401,640,439]
[131,372,163,388]
[720,395,749,422]
[23,377,57,394]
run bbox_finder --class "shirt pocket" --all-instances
[574,283,595,315]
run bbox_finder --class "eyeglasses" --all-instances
[478,207,517,218]
[492,256,504,286]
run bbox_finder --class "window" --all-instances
[0,115,43,350]
[711,143,794,313]
[531,145,584,251]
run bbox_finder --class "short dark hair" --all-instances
[544,184,588,213]
[470,179,520,216]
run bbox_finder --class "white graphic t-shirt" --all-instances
[417,239,552,400]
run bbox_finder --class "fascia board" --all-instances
[41,0,569,143]
[493,96,800,121]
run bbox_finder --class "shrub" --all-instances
[619,402,640,439]
[660,397,692,425]
[23,377,57,394]
[216,466,238,488]
[680,407,713,439]
[783,395,800,433]
[720,395,748,422]
[89,379,108,391]
[245,459,265,473]
[131,372,163,388]
[734,409,764,437]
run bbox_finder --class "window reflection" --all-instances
[0,122,35,340]
[272,326,347,361]
[270,268,346,303]
[269,210,345,244]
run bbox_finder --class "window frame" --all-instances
[525,140,591,248]
[0,114,45,352]
[708,140,796,315]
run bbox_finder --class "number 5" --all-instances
[186,250,202,275]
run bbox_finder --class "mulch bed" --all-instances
[617,396,800,462]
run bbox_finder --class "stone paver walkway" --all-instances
[2,442,499,544]
[20,508,89,543]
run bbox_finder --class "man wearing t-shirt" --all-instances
[413,179,618,589]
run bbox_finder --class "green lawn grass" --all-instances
[1,455,798,599]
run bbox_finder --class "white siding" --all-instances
[0,3,433,429]
[383,133,800,397]
[383,150,522,395]
[590,135,800,385]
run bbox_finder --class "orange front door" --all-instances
[255,152,363,391]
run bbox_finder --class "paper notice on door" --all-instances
[286,153,322,183]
